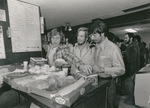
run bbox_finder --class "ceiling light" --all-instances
[68,26,72,31]
[125,28,137,33]
[65,22,72,31]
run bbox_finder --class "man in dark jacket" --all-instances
[123,33,140,105]
[134,35,145,68]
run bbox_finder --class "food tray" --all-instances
[52,78,92,107]
[11,81,29,93]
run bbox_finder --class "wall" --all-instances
[140,33,150,47]
[0,0,42,65]
[61,9,150,45]
[118,32,150,47]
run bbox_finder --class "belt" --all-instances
[100,77,113,80]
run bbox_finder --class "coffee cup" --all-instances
[23,61,28,71]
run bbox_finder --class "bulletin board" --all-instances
[0,26,6,59]
[7,0,41,52]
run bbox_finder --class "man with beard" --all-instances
[123,33,140,105]
[70,27,95,75]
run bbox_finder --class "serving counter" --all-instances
[0,64,111,108]
[14,79,111,108]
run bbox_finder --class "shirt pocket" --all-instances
[100,56,112,67]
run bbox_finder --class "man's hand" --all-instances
[92,65,103,73]
[79,65,92,75]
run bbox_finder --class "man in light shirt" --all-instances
[70,27,94,75]
[88,19,125,108]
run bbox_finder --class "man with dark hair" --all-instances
[88,20,125,108]
[134,35,145,68]
[119,39,126,52]
[123,33,140,105]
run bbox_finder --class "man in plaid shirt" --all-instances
[53,44,92,74]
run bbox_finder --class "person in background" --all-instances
[113,36,127,95]
[123,33,140,105]
[142,42,148,64]
[88,20,125,108]
[70,27,95,75]
[134,35,145,68]
[113,36,120,46]
[119,39,127,53]
[107,32,116,43]
[113,37,126,53]
[65,38,73,53]
[41,34,48,58]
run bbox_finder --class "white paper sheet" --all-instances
[0,9,6,21]
[7,0,41,52]
[0,26,6,59]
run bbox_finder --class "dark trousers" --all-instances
[108,78,116,108]
[124,74,135,105]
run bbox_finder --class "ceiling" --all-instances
[19,0,150,42]
[19,0,150,28]
[109,23,150,37]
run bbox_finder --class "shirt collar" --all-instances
[49,43,59,49]
[74,42,90,50]
[96,37,108,50]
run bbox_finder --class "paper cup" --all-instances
[62,68,68,76]
[23,61,28,71]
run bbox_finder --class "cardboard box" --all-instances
[3,72,32,85]
[11,81,29,93]
[3,75,29,93]
[76,72,98,85]
[28,77,92,107]
[3,76,12,85]
[28,86,59,99]
[3,72,93,107]
[52,78,93,107]
[30,57,47,66]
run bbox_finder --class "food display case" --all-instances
[3,71,94,107]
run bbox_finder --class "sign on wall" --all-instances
[0,9,6,22]
[7,0,41,52]
[0,26,6,59]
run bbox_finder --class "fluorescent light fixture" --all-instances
[125,28,137,33]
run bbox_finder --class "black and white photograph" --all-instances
[0,0,150,108]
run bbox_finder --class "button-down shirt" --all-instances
[95,37,125,77]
